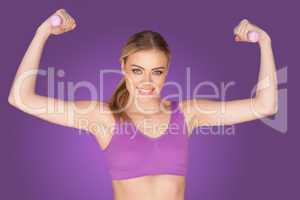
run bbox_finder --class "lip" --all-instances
[137,87,155,95]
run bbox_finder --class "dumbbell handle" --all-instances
[50,15,62,27]
[235,31,259,43]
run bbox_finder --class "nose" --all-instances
[140,75,155,89]
[143,72,153,82]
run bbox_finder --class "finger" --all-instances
[233,24,241,41]
[55,12,66,27]
[236,20,244,36]
[240,18,249,25]
[66,20,76,31]
[60,25,67,33]
[62,12,70,25]
[234,18,243,35]
[240,21,249,41]
[63,12,75,30]
[66,24,75,32]
[70,18,76,27]
[239,19,249,41]
[56,8,66,14]
[239,19,248,30]
[56,8,66,19]
[71,22,77,29]
[234,35,241,42]
[58,10,70,27]
[233,24,239,35]
[234,19,247,42]
[64,12,71,23]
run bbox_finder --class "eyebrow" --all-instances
[130,64,166,70]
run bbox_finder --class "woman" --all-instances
[8,8,278,200]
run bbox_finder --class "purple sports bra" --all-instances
[102,100,189,180]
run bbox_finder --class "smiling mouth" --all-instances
[137,87,155,95]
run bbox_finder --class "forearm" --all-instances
[8,28,50,105]
[254,36,278,114]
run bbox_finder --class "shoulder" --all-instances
[177,99,189,113]
[160,99,174,110]
[176,100,191,118]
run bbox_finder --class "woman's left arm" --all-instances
[181,19,278,130]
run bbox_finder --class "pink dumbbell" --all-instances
[50,15,62,27]
[235,31,259,43]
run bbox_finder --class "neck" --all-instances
[125,96,166,115]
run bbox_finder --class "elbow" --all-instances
[8,92,35,108]
[260,104,278,117]
[8,94,21,108]
[8,93,40,113]
[255,97,278,117]
[8,94,15,106]
[271,104,278,115]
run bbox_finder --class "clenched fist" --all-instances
[233,19,271,44]
[37,9,77,36]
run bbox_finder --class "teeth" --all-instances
[141,89,152,92]
[138,88,154,95]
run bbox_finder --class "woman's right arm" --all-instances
[8,9,115,137]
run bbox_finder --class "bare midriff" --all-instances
[111,174,186,200]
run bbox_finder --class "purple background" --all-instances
[1,0,298,199]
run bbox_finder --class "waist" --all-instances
[112,174,186,200]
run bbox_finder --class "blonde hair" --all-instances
[108,30,171,121]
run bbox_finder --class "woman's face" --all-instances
[122,49,169,100]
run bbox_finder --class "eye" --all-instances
[132,68,142,75]
[153,70,163,75]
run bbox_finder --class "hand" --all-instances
[37,8,77,36]
[233,19,271,44]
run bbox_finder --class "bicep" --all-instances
[185,98,272,129]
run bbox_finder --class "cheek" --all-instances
[124,76,140,91]
[125,75,166,91]
[151,76,166,89]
